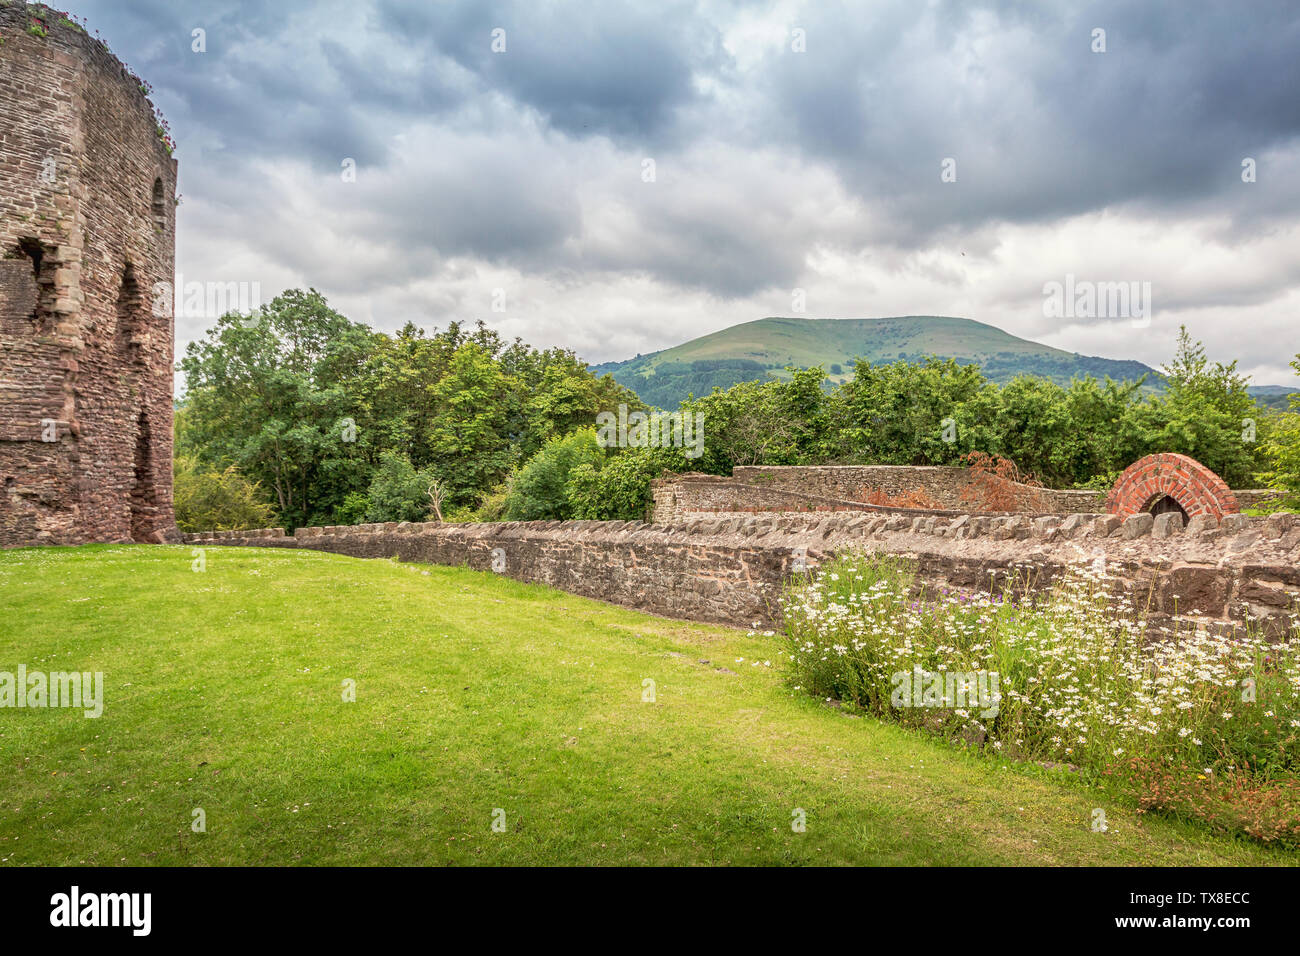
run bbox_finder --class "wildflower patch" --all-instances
[781,551,1300,845]
[890,666,1001,718]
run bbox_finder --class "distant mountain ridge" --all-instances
[590,315,1295,410]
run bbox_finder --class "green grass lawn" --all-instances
[0,544,1290,866]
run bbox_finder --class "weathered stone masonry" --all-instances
[728,464,1107,512]
[188,510,1300,636]
[0,3,178,546]
[651,462,1275,524]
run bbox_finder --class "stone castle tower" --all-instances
[0,2,178,546]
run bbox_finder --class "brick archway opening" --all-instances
[1106,453,1238,522]
[1147,494,1188,521]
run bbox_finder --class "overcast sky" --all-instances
[64,0,1300,384]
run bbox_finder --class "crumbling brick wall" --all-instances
[0,2,178,546]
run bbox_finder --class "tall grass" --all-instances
[780,552,1300,843]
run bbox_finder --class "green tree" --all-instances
[1121,326,1265,486]
[424,342,513,507]
[511,349,643,460]
[956,375,1141,486]
[680,366,831,470]
[504,428,605,520]
[178,289,373,529]
[179,301,637,527]
[828,357,988,465]
[1258,355,1300,508]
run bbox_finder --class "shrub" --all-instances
[504,428,603,521]
[173,455,275,533]
[1257,358,1300,509]
[332,491,370,526]
[364,451,434,523]
[473,484,510,522]
[439,504,479,523]
[957,451,1043,512]
[1114,758,1300,849]
[567,447,672,521]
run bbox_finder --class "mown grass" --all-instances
[0,544,1291,866]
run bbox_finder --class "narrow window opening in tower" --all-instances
[151,177,165,231]
[115,262,143,353]
[15,237,56,331]
[17,237,43,276]
[130,411,155,542]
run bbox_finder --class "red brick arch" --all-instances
[1106,453,1239,521]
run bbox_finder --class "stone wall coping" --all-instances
[651,479,1084,519]
[666,465,1265,496]
[734,464,970,474]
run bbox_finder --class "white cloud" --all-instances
[120,0,1300,388]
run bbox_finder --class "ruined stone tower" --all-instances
[0,2,178,546]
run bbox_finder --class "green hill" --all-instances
[1249,385,1300,412]
[591,316,1159,409]
[592,315,1296,410]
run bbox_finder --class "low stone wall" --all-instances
[732,464,994,504]
[1237,489,1287,511]
[651,466,1104,522]
[187,511,1300,635]
[650,464,1276,524]
[650,477,954,522]
[736,464,1111,512]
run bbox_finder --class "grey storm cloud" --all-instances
[53,0,1300,378]
[71,0,1300,245]
[755,0,1300,239]
[373,0,728,144]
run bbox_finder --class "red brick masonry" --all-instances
[1106,453,1239,521]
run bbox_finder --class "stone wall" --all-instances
[649,475,921,523]
[652,466,1106,522]
[1236,489,1286,511]
[0,2,178,546]
[651,464,1276,524]
[186,510,1300,635]
[733,464,980,503]
[735,464,1110,513]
